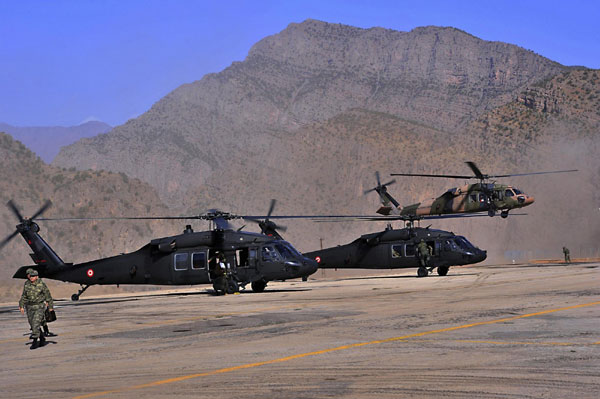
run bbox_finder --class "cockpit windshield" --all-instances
[454,236,475,250]
[513,188,523,195]
[274,242,301,260]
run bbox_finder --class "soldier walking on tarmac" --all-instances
[562,246,571,264]
[19,268,54,349]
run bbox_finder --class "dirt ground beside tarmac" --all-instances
[1,261,599,399]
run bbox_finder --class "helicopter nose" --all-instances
[299,257,318,277]
[469,249,487,263]
[305,258,318,276]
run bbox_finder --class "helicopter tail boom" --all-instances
[12,225,67,279]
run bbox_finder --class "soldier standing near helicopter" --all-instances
[19,268,54,349]
[209,252,228,295]
[563,246,571,263]
[417,239,432,268]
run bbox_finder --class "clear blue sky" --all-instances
[1,0,598,127]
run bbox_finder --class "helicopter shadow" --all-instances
[342,272,479,282]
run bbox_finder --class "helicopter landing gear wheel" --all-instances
[71,284,89,301]
[437,266,449,276]
[488,209,496,217]
[417,267,428,277]
[501,210,509,218]
[251,279,267,293]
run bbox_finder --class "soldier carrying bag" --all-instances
[44,307,57,322]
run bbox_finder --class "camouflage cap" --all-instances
[26,268,38,276]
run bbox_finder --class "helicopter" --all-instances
[367,162,577,218]
[304,215,488,277]
[1,200,318,299]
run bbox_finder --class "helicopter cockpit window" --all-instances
[513,188,523,195]
[391,245,402,258]
[191,252,206,269]
[454,237,474,251]
[275,243,300,260]
[505,189,514,197]
[444,239,458,250]
[174,253,189,271]
[405,244,416,257]
[261,246,281,262]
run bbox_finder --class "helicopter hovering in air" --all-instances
[367,162,576,218]
[305,214,488,278]
[2,200,318,299]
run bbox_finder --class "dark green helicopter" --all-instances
[305,213,488,278]
[2,200,318,299]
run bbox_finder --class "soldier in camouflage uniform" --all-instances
[416,239,432,268]
[562,247,571,264]
[19,268,54,349]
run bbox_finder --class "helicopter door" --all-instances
[247,247,258,269]
[390,244,405,267]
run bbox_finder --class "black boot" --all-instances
[43,325,56,337]
[39,330,46,347]
[30,338,39,350]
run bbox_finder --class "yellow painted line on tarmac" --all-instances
[72,300,600,399]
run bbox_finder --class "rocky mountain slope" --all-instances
[0,120,111,163]
[53,20,565,205]
[0,132,177,301]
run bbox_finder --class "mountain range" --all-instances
[0,121,111,163]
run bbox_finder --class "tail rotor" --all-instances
[0,200,52,250]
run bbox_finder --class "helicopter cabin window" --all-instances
[404,244,416,257]
[505,189,514,197]
[391,245,402,258]
[470,194,477,202]
[174,253,189,271]
[236,248,249,267]
[191,252,207,270]
[478,193,487,203]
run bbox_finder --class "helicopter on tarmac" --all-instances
[367,162,577,218]
[305,214,488,278]
[1,200,318,299]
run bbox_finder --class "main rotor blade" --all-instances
[0,230,19,250]
[488,169,579,178]
[465,161,485,180]
[30,200,52,220]
[391,172,475,179]
[7,200,25,222]
[266,199,276,220]
[375,171,381,186]
[38,216,204,221]
[312,212,527,222]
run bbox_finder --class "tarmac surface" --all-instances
[1,261,599,398]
